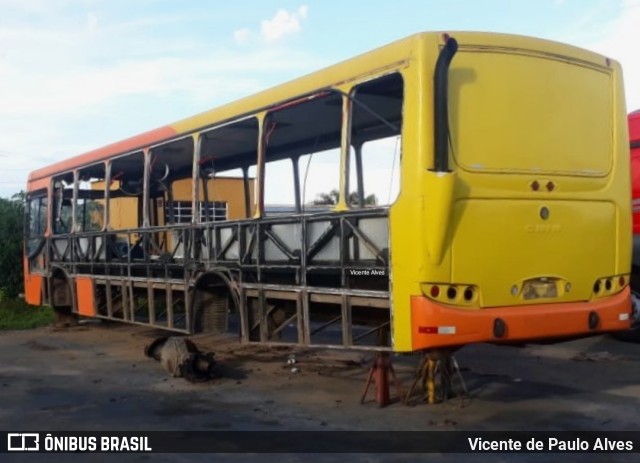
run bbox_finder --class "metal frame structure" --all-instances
[44,207,392,350]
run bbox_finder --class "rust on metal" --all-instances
[360,352,404,407]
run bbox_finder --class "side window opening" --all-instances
[26,190,48,262]
[149,137,194,227]
[76,164,106,232]
[109,151,145,231]
[264,158,296,215]
[106,152,146,261]
[199,118,259,221]
[202,167,251,221]
[300,148,342,211]
[52,172,74,234]
[27,191,48,237]
[264,91,343,215]
[349,73,403,207]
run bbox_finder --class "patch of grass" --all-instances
[0,298,54,330]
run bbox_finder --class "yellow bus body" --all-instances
[24,32,631,352]
[391,33,630,351]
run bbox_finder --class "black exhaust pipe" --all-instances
[433,36,458,173]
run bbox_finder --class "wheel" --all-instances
[194,290,229,334]
[53,306,79,328]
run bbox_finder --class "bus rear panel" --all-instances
[401,33,631,351]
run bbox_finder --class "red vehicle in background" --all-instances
[628,110,640,339]
[631,110,640,235]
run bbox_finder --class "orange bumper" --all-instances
[410,287,632,350]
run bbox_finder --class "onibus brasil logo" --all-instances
[7,433,40,451]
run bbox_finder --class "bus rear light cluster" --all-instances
[430,286,440,298]
[592,275,628,298]
[422,283,478,306]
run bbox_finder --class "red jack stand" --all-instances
[360,352,404,407]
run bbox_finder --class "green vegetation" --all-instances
[313,189,378,206]
[0,192,50,329]
[0,193,25,299]
[0,299,54,330]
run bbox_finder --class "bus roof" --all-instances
[27,31,612,184]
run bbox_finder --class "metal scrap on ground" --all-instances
[145,336,216,382]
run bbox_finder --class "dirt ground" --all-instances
[2,321,640,462]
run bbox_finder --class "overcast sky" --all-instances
[1,0,639,198]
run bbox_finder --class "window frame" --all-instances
[345,71,405,209]
[75,162,108,233]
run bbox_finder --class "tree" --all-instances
[312,189,340,205]
[312,189,377,206]
[0,193,25,299]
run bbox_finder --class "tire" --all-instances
[53,306,79,328]
[194,291,229,334]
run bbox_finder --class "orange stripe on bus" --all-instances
[28,125,178,182]
[410,288,631,350]
[26,177,49,193]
